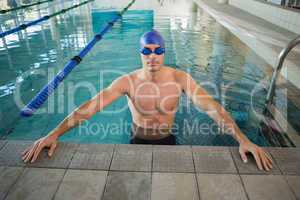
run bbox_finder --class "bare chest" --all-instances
[128,81,182,115]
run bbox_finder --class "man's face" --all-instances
[140,44,164,72]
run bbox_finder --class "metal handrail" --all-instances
[266,35,300,105]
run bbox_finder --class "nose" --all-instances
[149,53,156,58]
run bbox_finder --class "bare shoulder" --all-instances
[170,68,192,82]
[112,69,139,85]
[111,74,129,86]
[109,69,144,94]
[127,69,141,79]
[161,66,183,78]
[107,71,134,94]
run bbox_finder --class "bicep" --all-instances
[87,75,129,114]
[179,71,216,111]
[179,71,204,98]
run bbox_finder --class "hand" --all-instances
[22,135,58,163]
[239,140,273,171]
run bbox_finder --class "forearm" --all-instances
[181,72,251,145]
[47,89,118,139]
[205,102,250,144]
[47,101,95,139]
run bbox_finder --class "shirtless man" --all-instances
[22,30,273,171]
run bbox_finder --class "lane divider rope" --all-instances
[20,0,136,117]
[0,0,94,38]
[0,0,54,14]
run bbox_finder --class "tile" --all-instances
[242,175,296,200]
[110,144,152,172]
[28,142,78,168]
[230,147,281,174]
[153,145,194,172]
[152,173,199,200]
[0,140,6,150]
[197,174,247,200]
[269,148,300,175]
[285,176,300,200]
[0,140,33,166]
[69,144,114,170]
[54,170,108,200]
[192,146,237,173]
[0,167,24,200]
[5,168,65,200]
[102,171,151,200]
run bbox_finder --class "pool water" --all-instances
[0,0,296,146]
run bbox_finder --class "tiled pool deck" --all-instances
[0,140,299,200]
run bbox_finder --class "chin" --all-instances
[147,65,161,72]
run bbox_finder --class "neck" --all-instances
[142,66,163,81]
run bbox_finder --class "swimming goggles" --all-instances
[140,47,165,55]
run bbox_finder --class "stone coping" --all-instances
[0,140,299,200]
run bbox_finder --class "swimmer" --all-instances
[22,30,273,171]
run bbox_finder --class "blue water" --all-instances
[0,0,297,146]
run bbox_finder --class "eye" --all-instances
[141,48,152,55]
[154,47,165,55]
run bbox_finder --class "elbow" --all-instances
[72,110,90,125]
[73,102,95,121]
[201,102,222,115]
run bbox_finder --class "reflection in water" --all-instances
[7,0,17,8]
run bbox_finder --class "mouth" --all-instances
[147,61,159,66]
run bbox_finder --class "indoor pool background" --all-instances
[0,0,296,146]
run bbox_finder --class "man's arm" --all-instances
[43,75,130,139]
[176,70,273,171]
[22,75,130,163]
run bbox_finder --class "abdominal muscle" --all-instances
[126,68,182,140]
[128,97,178,140]
[131,113,176,140]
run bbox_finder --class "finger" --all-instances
[23,143,38,162]
[252,150,263,170]
[259,152,270,171]
[22,145,32,156]
[22,148,31,160]
[48,142,57,157]
[264,151,274,165]
[22,151,29,160]
[266,158,273,170]
[24,143,39,163]
[259,151,271,171]
[260,150,273,165]
[22,150,29,158]
[239,149,248,163]
[31,142,44,163]
[24,144,38,162]
[262,151,273,169]
[22,144,36,158]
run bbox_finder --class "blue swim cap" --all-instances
[140,30,165,49]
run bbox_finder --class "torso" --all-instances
[126,66,183,139]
